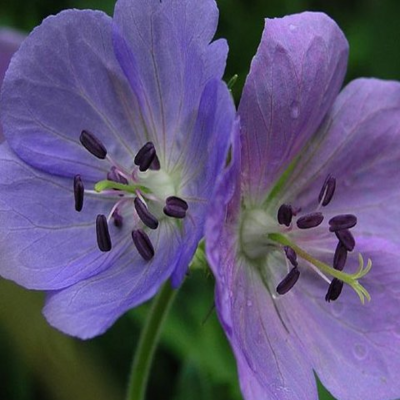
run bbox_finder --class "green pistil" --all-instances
[269,233,372,304]
[94,180,151,194]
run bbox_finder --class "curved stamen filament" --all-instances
[94,180,151,194]
[269,233,372,304]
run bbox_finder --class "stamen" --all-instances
[296,212,324,229]
[96,214,112,252]
[284,246,298,268]
[134,197,159,229]
[318,174,336,206]
[112,210,123,228]
[329,214,357,232]
[132,229,155,261]
[163,196,188,219]
[277,204,293,227]
[333,242,347,271]
[325,278,344,302]
[73,174,84,212]
[80,130,107,159]
[134,142,156,172]
[107,166,129,185]
[268,233,372,304]
[276,267,300,295]
[149,155,161,171]
[335,229,355,251]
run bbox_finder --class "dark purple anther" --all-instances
[134,197,159,229]
[74,174,84,212]
[96,214,112,252]
[80,130,107,159]
[107,166,128,185]
[163,196,188,219]
[335,229,355,251]
[149,154,161,171]
[329,214,357,232]
[134,142,156,172]
[296,212,324,229]
[318,174,336,206]
[276,267,300,295]
[325,278,344,302]
[284,246,298,268]
[132,229,155,261]
[333,242,347,271]
[277,204,293,227]
[112,210,123,228]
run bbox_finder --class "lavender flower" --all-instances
[0,0,234,339]
[206,12,400,400]
[0,28,25,140]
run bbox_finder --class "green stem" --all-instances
[125,283,177,400]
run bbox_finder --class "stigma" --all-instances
[73,130,189,261]
[240,174,372,304]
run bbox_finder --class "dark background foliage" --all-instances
[1,0,399,399]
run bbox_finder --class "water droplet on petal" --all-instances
[247,299,253,307]
[353,344,367,360]
[290,101,300,119]
[331,302,345,317]
[289,24,297,31]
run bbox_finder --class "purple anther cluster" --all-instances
[74,133,189,262]
[276,174,358,302]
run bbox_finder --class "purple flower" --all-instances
[0,28,25,140]
[0,0,234,338]
[206,12,400,400]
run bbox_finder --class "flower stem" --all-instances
[125,283,177,400]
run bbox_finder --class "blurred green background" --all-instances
[0,0,399,399]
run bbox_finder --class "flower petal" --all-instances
[113,0,225,166]
[169,78,235,286]
[43,221,186,339]
[279,237,400,400]
[0,143,123,290]
[211,249,318,400]
[1,10,143,181]
[239,12,348,202]
[206,128,317,400]
[0,28,25,141]
[282,78,400,245]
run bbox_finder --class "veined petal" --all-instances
[113,0,225,168]
[167,78,234,286]
[282,78,400,244]
[278,237,400,400]
[0,143,124,290]
[1,10,143,181]
[239,12,348,203]
[0,28,25,141]
[211,243,317,400]
[206,123,317,399]
[43,220,186,339]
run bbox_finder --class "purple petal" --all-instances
[170,79,235,286]
[284,78,400,245]
[280,237,400,399]
[239,12,348,202]
[210,245,317,399]
[0,143,123,289]
[43,221,186,339]
[113,0,225,166]
[206,121,318,399]
[0,10,144,181]
[0,28,25,141]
